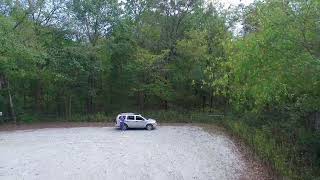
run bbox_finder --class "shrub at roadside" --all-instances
[223,116,320,179]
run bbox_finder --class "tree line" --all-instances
[0,0,319,123]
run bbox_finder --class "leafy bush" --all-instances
[223,116,320,179]
[144,110,222,123]
[66,113,114,122]
[20,114,38,124]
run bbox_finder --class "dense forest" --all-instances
[0,0,232,119]
[0,0,319,119]
[0,0,319,178]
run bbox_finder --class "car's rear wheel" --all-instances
[146,124,153,130]
[121,124,128,130]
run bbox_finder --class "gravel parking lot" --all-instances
[0,126,248,180]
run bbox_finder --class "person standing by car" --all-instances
[119,116,125,130]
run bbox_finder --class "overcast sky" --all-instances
[216,0,254,36]
[219,0,254,8]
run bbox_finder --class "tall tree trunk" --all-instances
[56,91,63,117]
[87,74,94,114]
[64,96,68,119]
[65,95,72,120]
[35,79,43,114]
[69,95,72,118]
[23,87,26,110]
[202,95,206,112]
[210,93,213,112]
[7,80,16,124]
[46,90,49,113]
[164,100,168,110]
[90,95,93,113]
[138,91,144,112]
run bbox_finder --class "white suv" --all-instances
[115,113,157,130]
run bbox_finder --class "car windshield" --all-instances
[136,116,146,120]
[142,115,149,120]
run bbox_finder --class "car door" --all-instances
[126,115,136,128]
[135,115,146,128]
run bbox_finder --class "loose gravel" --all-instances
[0,126,247,180]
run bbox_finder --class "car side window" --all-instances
[136,116,143,120]
[127,116,134,120]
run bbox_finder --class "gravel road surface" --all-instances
[0,126,248,180]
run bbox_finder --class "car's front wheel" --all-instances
[146,124,153,130]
